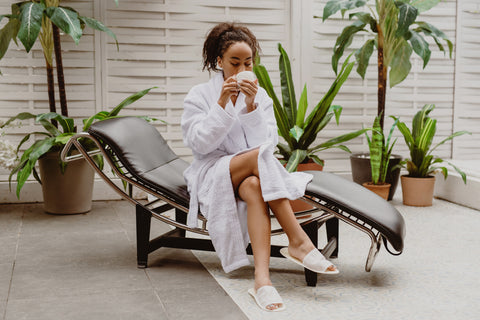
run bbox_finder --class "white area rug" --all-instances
[193,197,480,320]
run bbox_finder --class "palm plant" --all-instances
[253,43,367,172]
[393,104,471,182]
[1,87,158,198]
[0,0,119,117]
[322,0,453,130]
[365,113,398,185]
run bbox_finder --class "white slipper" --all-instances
[248,285,286,312]
[280,247,339,274]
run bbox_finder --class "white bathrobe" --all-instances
[181,72,312,273]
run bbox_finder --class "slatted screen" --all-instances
[452,0,480,159]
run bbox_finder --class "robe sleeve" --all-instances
[181,85,236,155]
[238,90,278,148]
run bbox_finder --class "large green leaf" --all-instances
[310,128,368,152]
[17,2,45,52]
[332,20,365,73]
[15,137,55,198]
[0,19,20,60]
[296,84,308,127]
[46,6,82,44]
[253,64,291,146]
[80,16,118,50]
[369,116,383,184]
[355,38,375,79]
[278,43,296,127]
[285,149,307,173]
[408,30,431,68]
[323,0,367,21]
[412,103,434,140]
[430,130,471,154]
[415,21,453,58]
[1,112,36,128]
[109,87,157,116]
[389,38,412,87]
[289,125,303,143]
[411,0,441,13]
[395,1,418,38]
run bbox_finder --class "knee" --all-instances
[238,176,262,203]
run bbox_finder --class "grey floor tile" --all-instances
[5,289,169,320]
[146,249,221,289]
[0,236,18,264]
[20,202,124,236]
[0,263,13,320]
[156,285,247,320]
[0,204,23,237]
[14,231,136,268]
[9,263,151,300]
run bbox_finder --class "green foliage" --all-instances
[1,87,159,198]
[253,43,368,172]
[322,0,452,87]
[365,114,398,184]
[0,0,119,71]
[393,104,471,182]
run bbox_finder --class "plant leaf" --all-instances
[395,1,418,38]
[296,84,308,127]
[332,20,365,74]
[355,38,375,79]
[408,30,431,68]
[45,6,82,44]
[278,43,296,127]
[0,19,20,60]
[17,2,45,52]
[109,87,157,116]
[254,64,291,147]
[323,0,367,21]
[389,38,412,87]
[411,0,441,13]
[80,16,118,50]
[285,149,307,172]
[289,125,304,142]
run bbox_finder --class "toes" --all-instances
[266,303,282,311]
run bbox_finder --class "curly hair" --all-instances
[202,22,260,72]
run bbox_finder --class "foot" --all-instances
[281,246,339,274]
[248,285,285,312]
[253,279,283,311]
[288,241,338,273]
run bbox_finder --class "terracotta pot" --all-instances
[401,175,436,207]
[350,153,402,201]
[38,151,95,214]
[362,182,391,201]
[289,161,323,215]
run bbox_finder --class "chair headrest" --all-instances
[88,117,177,176]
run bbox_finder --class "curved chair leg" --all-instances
[365,233,382,272]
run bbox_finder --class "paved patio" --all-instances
[1,196,479,320]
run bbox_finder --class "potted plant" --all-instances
[0,0,120,213]
[1,87,158,213]
[362,113,398,200]
[253,43,367,173]
[393,104,471,206]
[321,0,453,192]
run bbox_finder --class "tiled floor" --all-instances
[0,201,248,320]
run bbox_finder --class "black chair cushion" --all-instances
[88,117,190,207]
[305,171,405,253]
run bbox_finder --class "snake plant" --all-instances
[393,104,471,182]
[253,43,367,172]
[366,113,398,184]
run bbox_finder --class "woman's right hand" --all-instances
[217,76,239,109]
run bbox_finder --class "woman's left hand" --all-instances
[238,79,258,112]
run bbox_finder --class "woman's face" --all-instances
[217,41,253,80]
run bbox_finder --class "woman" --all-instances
[181,22,338,312]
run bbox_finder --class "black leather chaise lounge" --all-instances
[61,116,406,287]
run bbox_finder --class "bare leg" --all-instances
[229,149,337,271]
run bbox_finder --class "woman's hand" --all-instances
[238,78,258,112]
[217,76,239,109]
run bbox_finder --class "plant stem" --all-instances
[377,23,386,131]
[53,24,68,117]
